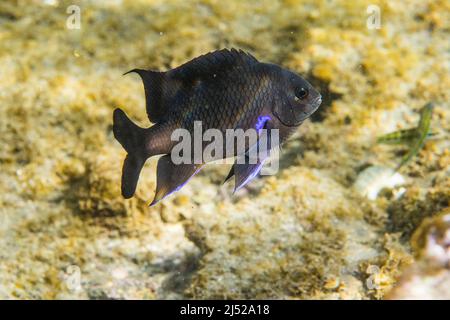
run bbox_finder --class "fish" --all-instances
[377,102,435,171]
[113,48,322,205]
[376,128,435,145]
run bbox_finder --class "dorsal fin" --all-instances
[125,49,258,123]
[169,48,259,82]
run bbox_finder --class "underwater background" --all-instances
[0,0,449,299]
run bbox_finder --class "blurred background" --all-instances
[0,0,448,299]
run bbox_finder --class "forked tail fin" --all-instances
[113,108,149,198]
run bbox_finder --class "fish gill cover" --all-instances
[0,0,448,299]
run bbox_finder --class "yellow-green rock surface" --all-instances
[0,0,448,299]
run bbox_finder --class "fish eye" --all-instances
[294,87,308,101]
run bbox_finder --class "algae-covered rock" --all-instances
[0,0,448,299]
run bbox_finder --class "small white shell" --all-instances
[353,166,405,200]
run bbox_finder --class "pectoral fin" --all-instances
[150,155,202,206]
[224,119,275,191]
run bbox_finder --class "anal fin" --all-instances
[150,155,202,206]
